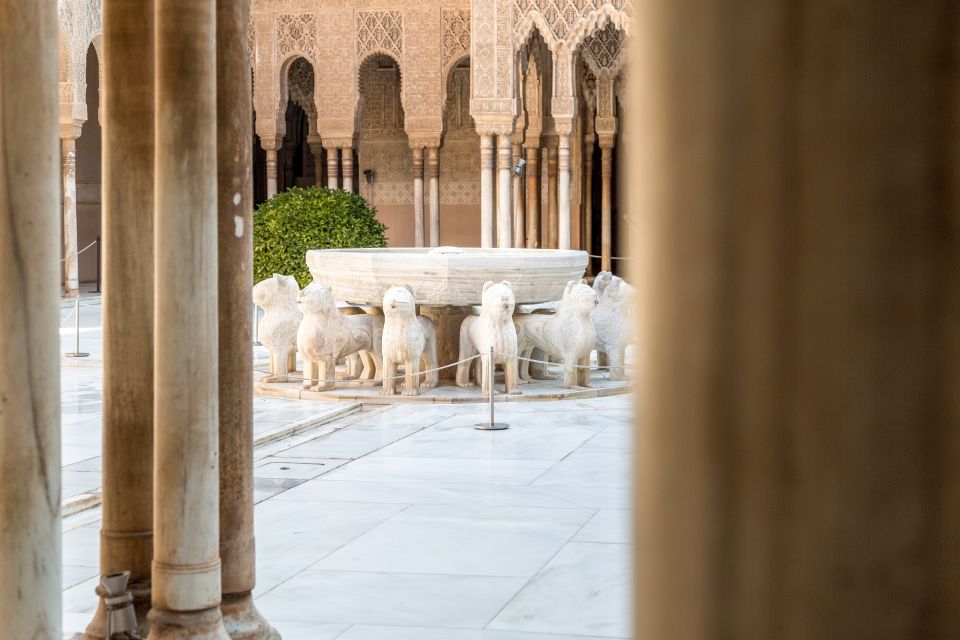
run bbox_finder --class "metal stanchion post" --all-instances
[475,347,509,431]
[253,303,262,346]
[95,235,102,293]
[66,297,90,358]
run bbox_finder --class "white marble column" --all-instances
[427,146,440,247]
[600,137,614,273]
[525,145,540,248]
[546,144,558,248]
[261,135,282,198]
[342,145,354,193]
[82,0,156,636]
[0,1,62,636]
[217,0,279,637]
[496,134,513,248]
[479,133,495,248]
[512,141,525,248]
[583,132,595,257]
[325,145,339,190]
[62,135,80,296]
[557,133,572,250]
[307,134,323,187]
[152,0,228,637]
[412,146,425,247]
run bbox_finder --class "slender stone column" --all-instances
[524,145,540,248]
[583,132,595,257]
[496,134,513,248]
[557,133,571,249]
[217,1,278,638]
[325,145,339,190]
[307,134,323,187]
[151,0,228,637]
[599,137,613,273]
[412,146,425,246]
[342,145,354,192]
[546,143,558,248]
[512,142,524,248]
[479,133,495,247]
[427,146,440,247]
[81,0,156,636]
[0,1,62,636]
[62,135,80,296]
[261,135,282,198]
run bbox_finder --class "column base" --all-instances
[147,607,231,640]
[222,592,281,640]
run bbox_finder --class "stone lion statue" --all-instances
[296,282,383,391]
[515,280,599,388]
[252,274,302,383]
[592,272,634,381]
[455,280,521,396]
[380,285,439,396]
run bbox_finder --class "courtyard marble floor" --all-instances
[59,295,633,639]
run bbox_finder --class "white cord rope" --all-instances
[60,239,99,264]
[588,254,629,261]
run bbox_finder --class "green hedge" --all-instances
[253,187,387,287]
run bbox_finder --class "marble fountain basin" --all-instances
[306,247,589,306]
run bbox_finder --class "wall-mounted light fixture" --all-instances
[513,157,526,176]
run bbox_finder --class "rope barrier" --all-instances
[60,239,99,264]
[496,351,636,371]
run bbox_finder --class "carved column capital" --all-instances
[425,146,440,179]
[259,134,283,151]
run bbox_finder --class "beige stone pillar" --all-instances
[632,2,960,640]
[496,133,513,248]
[557,131,572,250]
[62,134,80,296]
[81,0,156,636]
[524,145,540,248]
[151,0,228,637]
[0,1,62,636]
[325,145,339,190]
[261,135,282,198]
[342,144,354,193]
[479,133,495,247]
[412,146,425,247]
[599,136,613,273]
[546,143,558,248]
[512,141,525,248]
[217,1,278,638]
[583,132,595,257]
[307,134,323,187]
[427,146,440,247]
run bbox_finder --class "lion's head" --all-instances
[480,281,516,320]
[592,271,615,295]
[253,273,300,307]
[563,280,599,316]
[297,282,338,315]
[383,285,416,318]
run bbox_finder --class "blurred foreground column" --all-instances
[150,0,228,637]
[0,1,62,637]
[83,0,156,636]
[632,2,960,640]
[216,1,279,638]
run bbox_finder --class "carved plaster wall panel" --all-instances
[358,56,413,206]
[356,10,404,59]
[276,12,318,61]
[441,64,480,205]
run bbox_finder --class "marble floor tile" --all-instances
[253,500,408,593]
[368,421,597,461]
[573,509,631,544]
[255,458,349,480]
[323,456,556,486]
[339,625,623,640]
[531,450,631,490]
[63,564,98,590]
[256,570,527,628]
[268,621,350,640]
[315,504,593,577]
[489,542,631,638]
[276,422,429,459]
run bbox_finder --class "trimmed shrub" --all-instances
[253,186,387,287]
